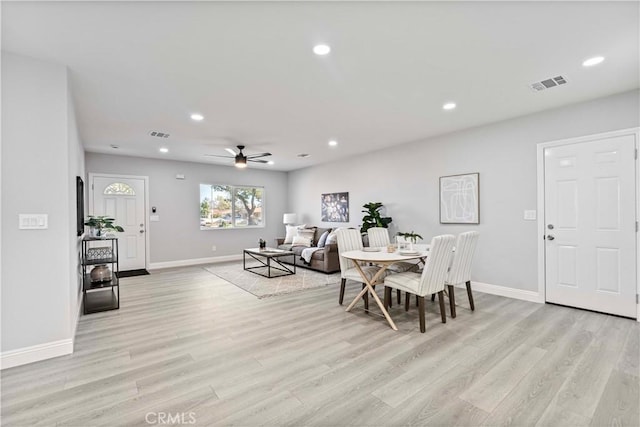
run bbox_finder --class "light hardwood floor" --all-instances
[1,265,639,426]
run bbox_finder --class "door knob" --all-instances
[547,235,555,241]
[139,230,145,234]
[547,224,554,230]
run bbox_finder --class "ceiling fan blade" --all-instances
[225,148,237,156]
[203,154,234,158]
[248,158,270,164]
[246,152,272,158]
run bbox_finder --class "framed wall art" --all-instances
[321,192,349,222]
[439,173,479,224]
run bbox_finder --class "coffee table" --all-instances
[243,247,296,278]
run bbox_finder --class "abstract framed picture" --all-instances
[321,192,349,222]
[440,173,479,224]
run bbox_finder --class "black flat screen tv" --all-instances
[76,176,84,236]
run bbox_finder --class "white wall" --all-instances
[1,52,83,367]
[84,154,288,266]
[289,90,640,293]
[67,86,85,335]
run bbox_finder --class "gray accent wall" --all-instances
[288,90,640,292]
[1,52,84,354]
[84,154,288,264]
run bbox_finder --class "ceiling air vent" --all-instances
[529,75,567,92]
[148,130,170,138]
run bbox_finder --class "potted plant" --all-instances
[85,215,124,238]
[396,231,423,251]
[360,202,392,234]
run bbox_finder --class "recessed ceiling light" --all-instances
[582,56,605,67]
[159,147,169,153]
[328,140,338,147]
[110,144,119,149]
[297,153,311,158]
[267,161,274,165]
[313,44,331,56]
[190,113,204,121]
[443,102,457,110]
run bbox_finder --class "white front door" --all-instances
[544,134,636,317]
[91,175,147,271]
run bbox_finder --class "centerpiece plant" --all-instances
[396,231,423,250]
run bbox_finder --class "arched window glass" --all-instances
[104,183,135,195]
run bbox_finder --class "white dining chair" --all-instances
[336,228,384,309]
[367,227,419,305]
[444,231,479,318]
[383,234,455,332]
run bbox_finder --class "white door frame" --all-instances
[88,173,150,270]
[536,127,640,321]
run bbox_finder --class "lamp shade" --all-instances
[283,213,297,225]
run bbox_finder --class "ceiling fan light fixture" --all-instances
[235,157,247,168]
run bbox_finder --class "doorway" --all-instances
[89,173,148,271]
[538,128,638,319]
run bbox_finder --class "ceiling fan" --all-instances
[204,145,272,168]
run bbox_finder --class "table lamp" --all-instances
[283,213,297,225]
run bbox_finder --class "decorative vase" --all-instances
[90,265,112,283]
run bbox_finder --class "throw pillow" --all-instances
[317,230,330,248]
[326,229,338,245]
[284,224,306,244]
[297,228,316,245]
[292,235,312,247]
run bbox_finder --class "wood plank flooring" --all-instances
[1,265,638,426]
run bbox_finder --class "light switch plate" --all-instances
[524,210,537,221]
[19,214,48,229]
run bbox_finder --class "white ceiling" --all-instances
[3,1,639,171]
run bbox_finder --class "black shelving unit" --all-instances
[81,237,119,314]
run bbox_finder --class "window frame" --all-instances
[199,183,265,230]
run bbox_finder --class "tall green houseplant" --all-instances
[360,202,392,233]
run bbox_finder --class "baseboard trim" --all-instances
[148,254,243,270]
[463,281,543,303]
[1,339,73,370]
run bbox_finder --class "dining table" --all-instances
[340,246,429,330]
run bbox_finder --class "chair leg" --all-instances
[431,293,435,302]
[397,289,401,304]
[447,285,456,318]
[418,296,426,333]
[405,293,410,311]
[466,281,475,311]
[384,286,391,310]
[437,291,447,323]
[416,295,419,307]
[339,278,346,305]
[362,283,369,312]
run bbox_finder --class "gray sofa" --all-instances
[275,226,340,274]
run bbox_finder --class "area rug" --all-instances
[204,262,340,299]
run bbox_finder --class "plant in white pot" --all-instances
[84,215,124,238]
[396,231,423,251]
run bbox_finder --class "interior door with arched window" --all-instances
[90,174,147,271]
